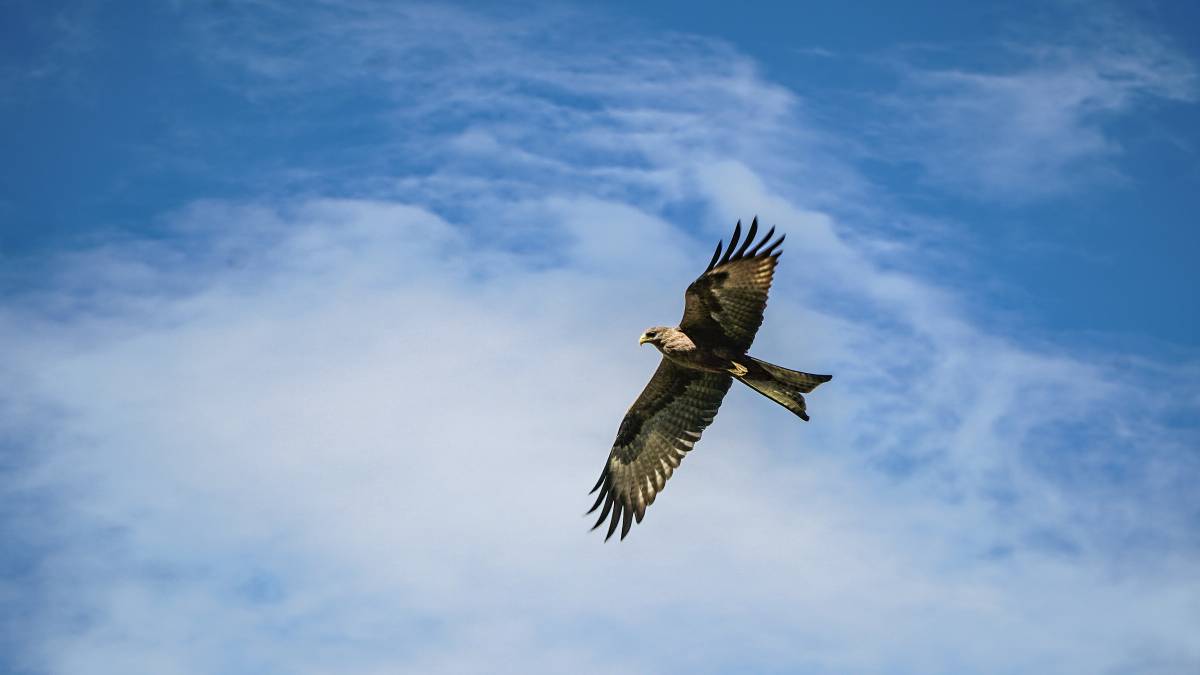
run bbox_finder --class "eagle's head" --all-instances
[638,326,669,346]
[638,326,680,347]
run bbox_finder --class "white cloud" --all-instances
[2,3,1198,674]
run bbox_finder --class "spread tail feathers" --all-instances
[736,357,832,421]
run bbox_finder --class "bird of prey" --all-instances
[587,218,831,541]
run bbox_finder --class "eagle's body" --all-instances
[644,327,733,373]
[588,218,832,541]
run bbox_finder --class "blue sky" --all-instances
[1,1,1198,673]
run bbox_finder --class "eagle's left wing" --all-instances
[587,359,732,541]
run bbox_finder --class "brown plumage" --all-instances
[587,218,832,541]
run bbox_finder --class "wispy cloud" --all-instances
[873,8,1198,199]
[2,3,1197,674]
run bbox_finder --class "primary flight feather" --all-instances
[587,218,832,541]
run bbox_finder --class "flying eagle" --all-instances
[587,218,831,541]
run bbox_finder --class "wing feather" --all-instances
[587,359,732,540]
[734,217,757,258]
[706,239,723,272]
[681,217,783,353]
[720,220,742,265]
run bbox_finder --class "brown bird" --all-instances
[588,218,831,541]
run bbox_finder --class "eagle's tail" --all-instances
[735,357,832,421]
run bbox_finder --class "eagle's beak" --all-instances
[638,334,650,345]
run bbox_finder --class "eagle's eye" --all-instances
[646,331,657,338]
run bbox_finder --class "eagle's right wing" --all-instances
[587,359,732,541]
[680,218,784,354]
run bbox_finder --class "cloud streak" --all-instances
[875,8,1198,199]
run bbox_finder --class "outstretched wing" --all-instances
[588,360,732,541]
[681,217,784,353]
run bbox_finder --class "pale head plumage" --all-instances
[638,326,693,353]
